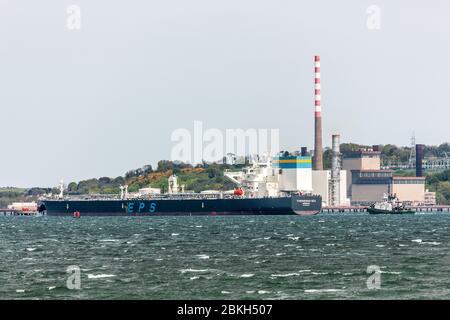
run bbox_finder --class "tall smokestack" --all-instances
[313,55,323,170]
[416,144,425,177]
[330,134,341,206]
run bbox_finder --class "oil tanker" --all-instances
[38,155,322,216]
[39,194,321,216]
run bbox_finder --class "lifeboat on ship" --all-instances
[233,187,244,197]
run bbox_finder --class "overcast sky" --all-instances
[1,0,449,187]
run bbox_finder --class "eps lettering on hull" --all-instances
[127,202,157,213]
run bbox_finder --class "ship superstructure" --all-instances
[224,153,313,198]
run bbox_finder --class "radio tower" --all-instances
[313,55,323,170]
[408,132,416,168]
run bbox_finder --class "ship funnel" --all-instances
[301,147,308,157]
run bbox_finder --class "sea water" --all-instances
[1,213,450,299]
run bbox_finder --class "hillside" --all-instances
[66,160,240,195]
[0,187,54,208]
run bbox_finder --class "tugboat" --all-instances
[367,194,415,215]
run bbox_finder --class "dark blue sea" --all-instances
[1,214,450,299]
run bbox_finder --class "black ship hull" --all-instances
[39,195,322,217]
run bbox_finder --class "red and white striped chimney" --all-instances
[313,55,323,170]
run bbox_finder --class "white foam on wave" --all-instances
[180,268,210,273]
[240,274,254,278]
[271,273,299,277]
[423,241,441,245]
[221,291,231,294]
[305,289,344,293]
[288,236,300,241]
[87,274,116,279]
[171,233,179,236]
[48,286,56,290]
[16,289,25,293]
[196,254,210,260]
[26,248,36,251]
[379,271,401,275]
[99,239,119,242]
[257,290,270,294]
[411,239,441,245]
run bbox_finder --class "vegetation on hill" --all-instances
[426,170,450,204]
[66,160,239,195]
[0,187,54,208]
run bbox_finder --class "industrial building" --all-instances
[306,54,434,207]
[342,146,432,205]
[312,170,348,206]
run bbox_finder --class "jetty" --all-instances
[322,205,450,213]
[0,209,39,216]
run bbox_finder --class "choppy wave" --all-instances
[411,239,441,245]
[2,214,450,299]
[305,289,344,293]
[271,273,300,277]
[180,268,211,273]
[87,274,116,279]
[239,273,254,278]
